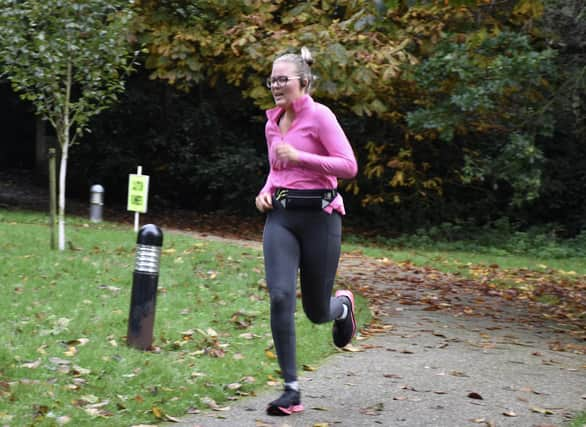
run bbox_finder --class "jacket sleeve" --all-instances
[296,106,358,179]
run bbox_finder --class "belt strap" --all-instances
[275,188,337,209]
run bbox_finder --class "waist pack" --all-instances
[274,188,337,210]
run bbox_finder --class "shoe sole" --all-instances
[335,290,356,343]
[267,403,304,416]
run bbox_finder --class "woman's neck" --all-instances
[283,107,295,120]
[278,107,295,134]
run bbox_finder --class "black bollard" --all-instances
[127,224,163,350]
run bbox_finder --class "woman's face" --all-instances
[270,61,304,109]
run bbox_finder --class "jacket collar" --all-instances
[266,94,314,122]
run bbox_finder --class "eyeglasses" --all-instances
[266,75,301,89]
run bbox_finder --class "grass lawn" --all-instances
[344,236,586,276]
[0,209,371,426]
[569,412,586,427]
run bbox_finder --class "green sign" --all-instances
[127,174,149,213]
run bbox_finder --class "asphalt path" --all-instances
[167,237,586,427]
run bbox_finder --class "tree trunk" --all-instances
[58,61,72,251]
[58,139,68,251]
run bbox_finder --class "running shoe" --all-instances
[332,290,356,348]
[266,386,304,416]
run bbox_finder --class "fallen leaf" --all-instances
[84,406,113,418]
[469,418,495,426]
[400,384,418,391]
[201,397,230,411]
[152,406,163,419]
[72,365,91,376]
[80,395,99,404]
[530,406,554,415]
[207,348,225,358]
[66,338,90,346]
[226,383,241,391]
[383,374,402,379]
[64,346,77,357]
[56,415,72,425]
[238,333,260,340]
[360,402,384,415]
[49,357,71,366]
[21,359,41,369]
[190,372,206,380]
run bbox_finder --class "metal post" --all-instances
[127,224,163,350]
[48,148,57,250]
[134,166,142,233]
[89,184,104,223]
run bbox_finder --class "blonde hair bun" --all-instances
[300,47,314,67]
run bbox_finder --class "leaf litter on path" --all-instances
[336,252,586,347]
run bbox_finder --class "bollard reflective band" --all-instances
[135,244,162,273]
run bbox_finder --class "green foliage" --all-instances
[0,0,136,144]
[407,31,556,205]
[46,0,585,235]
[0,0,138,249]
[133,0,565,214]
[132,0,422,112]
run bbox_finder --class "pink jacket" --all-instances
[258,95,358,215]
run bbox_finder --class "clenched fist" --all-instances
[255,192,273,213]
[275,143,299,163]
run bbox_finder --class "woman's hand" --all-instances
[275,143,299,163]
[255,192,274,213]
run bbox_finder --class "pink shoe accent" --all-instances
[278,404,304,415]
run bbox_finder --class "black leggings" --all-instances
[263,203,345,383]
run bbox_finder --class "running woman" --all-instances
[255,47,358,416]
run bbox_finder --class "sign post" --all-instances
[127,166,150,232]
